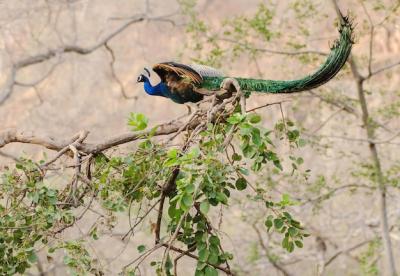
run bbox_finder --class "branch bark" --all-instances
[0,120,195,154]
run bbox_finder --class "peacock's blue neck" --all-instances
[141,76,188,104]
[143,78,163,96]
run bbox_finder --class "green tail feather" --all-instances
[200,16,354,93]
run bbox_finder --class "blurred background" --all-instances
[0,0,399,275]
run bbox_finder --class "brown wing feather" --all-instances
[152,62,203,84]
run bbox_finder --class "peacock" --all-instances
[137,17,354,104]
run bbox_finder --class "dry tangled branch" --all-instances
[0,9,178,105]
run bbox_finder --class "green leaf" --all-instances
[248,113,261,124]
[221,252,233,260]
[200,201,210,214]
[27,250,38,263]
[187,147,201,159]
[273,160,283,171]
[198,248,209,262]
[282,236,289,249]
[283,212,292,219]
[182,194,194,208]
[251,128,262,145]
[209,236,220,246]
[137,245,146,253]
[197,261,207,270]
[239,167,249,176]
[208,251,219,265]
[186,183,195,194]
[298,138,307,147]
[205,266,218,276]
[281,194,291,205]
[128,113,148,131]
[232,153,242,161]
[28,192,39,204]
[195,269,205,276]
[167,148,179,158]
[288,227,298,237]
[264,219,273,230]
[296,157,304,165]
[287,241,295,252]
[295,240,303,248]
[274,218,284,229]
[227,113,245,124]
[89,226,99,240]
[235,178,247,191]
[216,192,228,204]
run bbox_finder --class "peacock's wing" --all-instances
[151,62,225,103]
[152,62,203,85]
[187,64,224,79]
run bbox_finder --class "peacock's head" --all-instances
[136,74,146,83]
[137,68,151,83]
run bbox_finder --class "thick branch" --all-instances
[0,119,199,154]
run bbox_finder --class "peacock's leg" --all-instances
[184,104,192,115]
[193,87,214,96]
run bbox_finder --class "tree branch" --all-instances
[0,10,177,105]
[0,119,196,154]
[331,1,398,275]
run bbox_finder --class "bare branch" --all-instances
[14,58,63,87]
[300,184,375,206]
[21,14,146,66]
[104,42,135,100]
[360,0,374,77]
[325,239,374,267]
[0,66,17,104]
[368,60,400,79]
[213,37,328,56]
[0,10,177,105]
[0,120,191,154]
[311,108,344,134]
[252,224,292,276]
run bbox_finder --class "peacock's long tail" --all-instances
[200,16,354,93]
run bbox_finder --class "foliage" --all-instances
[0,106,308,275]
[97,111,308,274]
[0,160,76,275]
[359,239,381,276]
[180,0,279,67]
